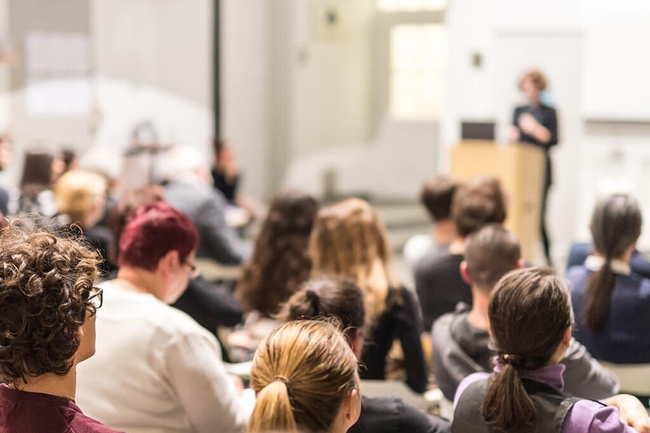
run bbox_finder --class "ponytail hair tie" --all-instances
[500,353,523,367]
[273,376,291,389]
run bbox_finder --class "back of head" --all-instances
[20,150,55,191]
[465,224,521,290]
[54,170,107,225]
[311,198,398,327]
[481,267,572,431]
[278,275,366,340]
[118,202,198,271]
[249,320,359,433]
[420,175,459,222]
[583,193,642,333]
[237,190,318,316]
[452,176,507,238]
[0,220,100,384]
[161,144,208,182]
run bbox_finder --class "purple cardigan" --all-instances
[454,364,638,433]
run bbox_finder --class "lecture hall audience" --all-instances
[279,275,451,433]
[453,267,649,433]
[235,190,318,317]
[311,198,428,393]
[416,175,507,330]
[432,224,619,406]
[76,203,249,433]
[0,220,122,433]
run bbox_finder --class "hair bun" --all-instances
[500,353,523,367]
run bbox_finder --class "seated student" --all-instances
[0,220,122,433]
[76,203,249,433]
[235,190,318,317]
[311,198,428,393]
[279,275,451,433]
[453,267,649,433]
[433,224,619,403]
[567,242,650,280]
[404,175,459,268]
[248,320,361,433]
[416,175,507,330]
[10,149,65,217]
[53,169,115,275]
[105,186,243,358]
[569,194,650,365]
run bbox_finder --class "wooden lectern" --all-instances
[450,141,545,261]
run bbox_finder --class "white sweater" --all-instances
[76,281,250,433]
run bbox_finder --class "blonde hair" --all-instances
[54,170,107,225]
[310,198,399,327]
[249,320,359,433]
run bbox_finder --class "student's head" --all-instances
[161,144,211,184]
[54,170,107,228]
[519,70,548,103]
[583,193,642,333]
[482,267,572,431]
[236,190,318,316]
[311,198,398,327]
[107,185,166,254]
[278,275,366,358]
[462,224,522,292]
[451,175,507,238]
[118,202,198,303]
[249,320,361,433]
[0,221,102,386]
[420,175,459,223]
[19,150,59,192]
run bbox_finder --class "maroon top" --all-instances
[0,385,123,433]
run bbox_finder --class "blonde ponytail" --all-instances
[248,380,296,433]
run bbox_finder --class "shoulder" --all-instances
[433,309,464,335]
[454,372,490,408]
[70,408,126,432]
[566,265,590,285]
[564,400,636,433]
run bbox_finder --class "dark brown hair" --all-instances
[235,190,318,317]
[19,150,57,202]
[583,194,642,333]
[420,175,459,222]
[277,275,366,340]
[0,220,101,384]
[481,267,572,431]
[519,70,548,92]
[465,224,521,289]
[452,176,507,238]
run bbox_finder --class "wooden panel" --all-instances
[450,142,545,261]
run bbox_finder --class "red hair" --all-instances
[118,202,199,271]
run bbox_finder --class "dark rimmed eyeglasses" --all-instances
[87,286,103,309]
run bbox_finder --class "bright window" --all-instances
[389,24,446,120]
[378,0,448,12]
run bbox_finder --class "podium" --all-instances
[450,141,545,261]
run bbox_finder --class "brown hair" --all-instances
[420,175,459,222]
[452,176,507,238]
[248,320,359,433]
[277,275,366,341]
[519,70,548,92]
[465,224,521,290]
[481,267,572,431]
[310,198,399,327]
[0,220,101,384]
[106,185,166,264]
[583,194,642,333]
[235,190,318,316]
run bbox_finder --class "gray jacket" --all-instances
[432,303,620,401]
[164,179,250,265]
